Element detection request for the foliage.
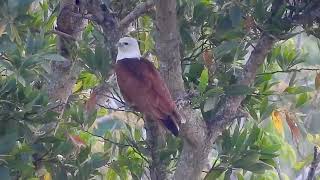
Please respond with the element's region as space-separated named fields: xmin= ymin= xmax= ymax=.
xmin=0 ymin=0 xmax=320 ymax=179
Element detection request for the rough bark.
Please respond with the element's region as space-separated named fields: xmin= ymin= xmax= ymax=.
xmin=154 ymin=0 xmax=210 ymax=179
xmin=154 ymin=0 xmax=184 ymax=99
xmin=145 ymin=117 xmax=167 ymax=180
xmin=47 ymin=0 xmax=87 ymax=114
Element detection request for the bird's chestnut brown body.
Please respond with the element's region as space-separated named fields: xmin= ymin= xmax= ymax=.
xmin=115 ymin=58 xmax=180 ymax=136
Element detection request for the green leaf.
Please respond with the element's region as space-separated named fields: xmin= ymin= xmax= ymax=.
xmin=244 ymin=161 xmax=273 ymax=174
xmin=260 ymin=103 xmax=275 ymax=121
xmin=284 ymin=86 xmax=313 ymax=94
xmin=247 ymin=105 xmax=258 ymax=120
xmin=193 ymin=1 xmax=210 ymax=25
xmin=224 ymin=84 xmax=254 ymax=96
xmin=213 ymin=40 xmax=239 ymax=60
xmin=295 ymin=93 xmax=309 ymax=108
xmin=233 ymin=152 xmax=260 ymax=168
xmin=259 ymin=97 xmax=268 ymax=116
xmin=254 ymin=0 xmax=266 ymax=22
xmin=224 ymin=169 xmax=232 ymax=180
xmin=245 ymin=125 xmax=261 ymax=146
xmin=79 ymin=71 xmax=99 ymax=90
xmin=42 ymin=54 xmax=68 ymax=62
xmin=204 ymin=169 xmax=226 ymax=180
xmin=261 ymin=143 xmax=281 ymax=154
xmin=180 ymin=21 xmax=194 ymax=50
xmin=236 ymin=172 xmax=244 ymax=180
xmin=9 ymin=24 xmax=22 ymax=45
xmin=204 ymin=87 xmax=224 ymax=97
xmin=234 ymin=128 xmax=248 ymax=153
xmin=90 ymin=152 xmax=108 ymax=169
xmin=0 ymin=59 xmax=14 ymax=71
xmin=199 ymin=68 xmax=209 ymax=94
xmin=106 ymin=168 xmax=119 ymax=180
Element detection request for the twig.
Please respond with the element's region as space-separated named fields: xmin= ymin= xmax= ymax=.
xmin=122 ymin=134 xmax=150 ymax=163
xmin=119 ymin=0 xmax=155 ymax=30
xmin=51 ymin=29 xmax=77 ymax=41
xmin=307 ymin=146 xmax=320 ymax=180
xmin=81 ymin=130 xmax=130 ymax=147
xmin=257 ymin=68 xmax=320 ymax=76
xmin=97 ymin=103 xmax=140 ymax=116
xmin=275 ymin=159 xmax=283 ymax=180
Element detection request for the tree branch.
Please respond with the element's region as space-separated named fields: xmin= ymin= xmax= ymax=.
xmin=119 ymin=0 xmax=155 ymax=31
xmin=257 ymin=68 xmax=320 ymax=75
xmin=48 ymin=0 xmax=87 ymax=114
xmin=81 ymin=130 xmax=130 ymax=147
xmin=307 ymin=146 xmax=320 ymax=180
xmin=210 ymin=34 xmax=274 ymax=128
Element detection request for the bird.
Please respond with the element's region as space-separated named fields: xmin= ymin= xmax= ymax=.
xmin=114 ymin=37 xmax=181 ymax=136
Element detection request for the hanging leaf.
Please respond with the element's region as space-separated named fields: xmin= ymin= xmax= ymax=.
xmin=204 ymin=168 xmax=226 ymax=180
xmin=202 ymin=49 xmax=214 ymax=68
xmin=43 ymin=171 xmax=52 ymax=180
xmin=284 ymin=86 xmax=313 ymax=94
xmin=271 ymin=110 xmax=284 ymax=135
xmin=295 ymin=93 xmax=309 ymax=108
xmin=68 ymin=134 xmax=86 ymax=148
xmin=284 ymin=111 xmax=301 ymax=143
xmin=85 ymin=90 xmax=97 ymax=114
xmin=199 ymin=68 xmax=209 ymax=94
xmin=315 ymin=72 xmax=320 ymax=90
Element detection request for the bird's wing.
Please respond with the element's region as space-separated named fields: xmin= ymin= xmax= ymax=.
xmin=115 ymin=58 xmax=176 ymax=119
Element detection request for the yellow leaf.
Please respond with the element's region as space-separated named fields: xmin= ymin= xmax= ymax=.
xmin=43 ymin=171 xmax=52 ymax=180
xmin=272 ymin=110 xmax=284 ymax=135
xmin=72 ymin=81 xmax=83 ymax=93
xmin=315 ymin=72 xmax=320 ymax=90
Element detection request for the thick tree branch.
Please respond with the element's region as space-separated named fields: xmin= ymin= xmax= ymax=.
xmin=119 ymin=0 xmax=155 ymax=31
xmin=210 ymin=34 xmax=274 ymax=129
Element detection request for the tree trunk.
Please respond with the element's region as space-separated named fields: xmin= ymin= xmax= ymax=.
xmin=154 ymin=0 xmax=210 ymax=179
xmin=47 ymin=0 xmax=87 ymax=115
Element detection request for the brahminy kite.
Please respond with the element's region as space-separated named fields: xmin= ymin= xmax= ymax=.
xmin=115 ymin=37 xmax=180 ymax=136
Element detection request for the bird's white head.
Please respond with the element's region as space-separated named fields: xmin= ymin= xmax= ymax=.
xmin=116 ymin=37 xmax=141 ymax=61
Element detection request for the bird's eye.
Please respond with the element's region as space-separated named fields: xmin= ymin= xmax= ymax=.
xmin=124 ymin=42 xmax=129 ymax=45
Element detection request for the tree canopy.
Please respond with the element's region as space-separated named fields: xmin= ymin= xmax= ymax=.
xmin=1 ymin=0 xmax=320 ymax=179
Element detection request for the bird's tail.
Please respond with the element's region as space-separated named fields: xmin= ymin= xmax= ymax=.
xmin=161 ymin=115 xmax=180 ymax=136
